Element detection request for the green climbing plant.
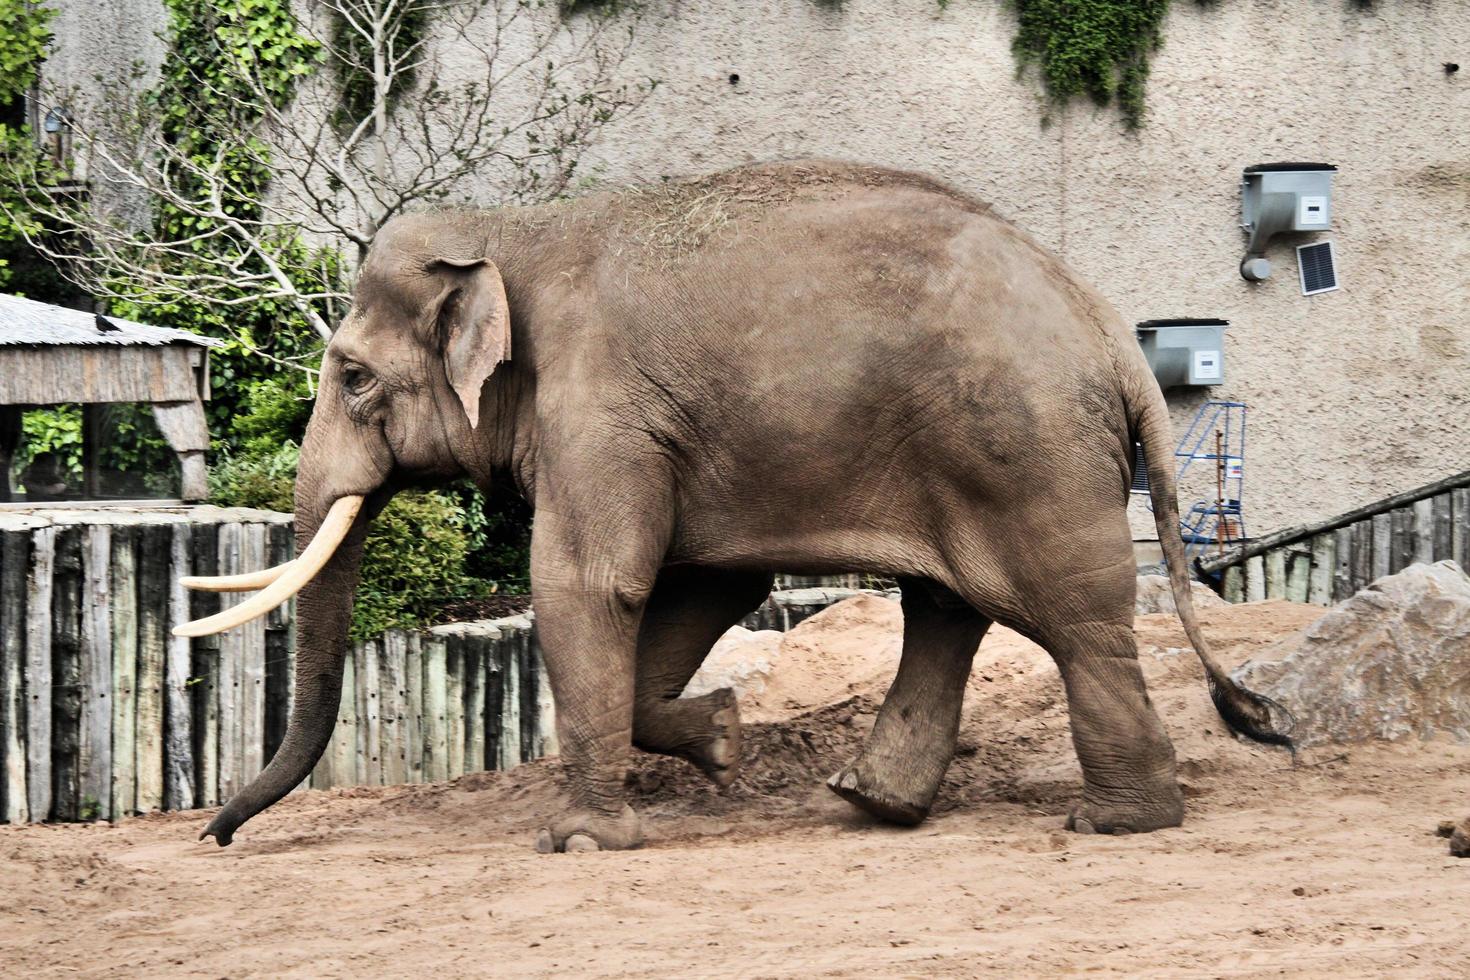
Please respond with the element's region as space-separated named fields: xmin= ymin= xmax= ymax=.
xmin=1007 ymin=0 xmax=1172 ymax=129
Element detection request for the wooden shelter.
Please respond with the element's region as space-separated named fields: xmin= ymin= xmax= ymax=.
xmin=0 ymin=293 xmax=221 ymax=502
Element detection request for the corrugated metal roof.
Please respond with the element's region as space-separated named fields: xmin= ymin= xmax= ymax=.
xmin=0 ymin=293 xmax=223 ymax=348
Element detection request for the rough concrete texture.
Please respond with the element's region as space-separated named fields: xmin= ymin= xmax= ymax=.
xmin=1133 ymin=573 xmax=1228 ymax=615
xmin=1236 ymin=561 xmax=1470 ymax=747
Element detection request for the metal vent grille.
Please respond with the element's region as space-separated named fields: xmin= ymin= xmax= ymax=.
xmin=1297 ymin=240 xmax=1339 ymax=296
xmin=1130 ymin=441 xmax=1149 ymax=494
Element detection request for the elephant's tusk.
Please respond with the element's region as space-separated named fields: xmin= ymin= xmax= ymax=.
xmin=171 ymin=496 xmax=363 ymax=638
xmin=180 ymin=561 xmax=297 ymax=593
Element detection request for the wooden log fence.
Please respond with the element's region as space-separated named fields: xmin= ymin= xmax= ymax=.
xmin=1198 ymin=469 xmax=1470 ymax=605
xmin=0 ymin=507 xmax=554 ymax=825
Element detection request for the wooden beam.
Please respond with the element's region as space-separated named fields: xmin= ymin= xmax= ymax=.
xmin=49 ymin=526 xmax=82 ymax=822
xmin=1197 ymin=467 xmax=1470 ymax=573
xmin=0 ymin=347 xmax=202 ymax=405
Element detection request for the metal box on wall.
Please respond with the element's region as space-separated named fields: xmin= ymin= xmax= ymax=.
xmin=1135 ymin=319 xmax=1227 ymax=388
xmin=1240 ymin=162 xmax=1337 ymax=280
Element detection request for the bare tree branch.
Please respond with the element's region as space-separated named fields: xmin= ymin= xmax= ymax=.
xmin=2 ymin=0 xmax=650 ymax=365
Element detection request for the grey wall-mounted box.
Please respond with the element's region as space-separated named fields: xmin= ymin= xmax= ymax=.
xmin=1136 ymin=319 xmax=1226 ymax=388
xmin=1240 ymin=162 xmax=1337 ymax=281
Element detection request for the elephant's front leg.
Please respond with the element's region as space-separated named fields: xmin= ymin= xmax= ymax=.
xmin=633 ymin=566 xmax=775 ymax=786
xmin=529 ymin=506 xmax=666 ymax=853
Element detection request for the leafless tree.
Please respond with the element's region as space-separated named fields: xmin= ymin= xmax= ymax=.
xmin=3 ymin=1 xmax=649 ymax=346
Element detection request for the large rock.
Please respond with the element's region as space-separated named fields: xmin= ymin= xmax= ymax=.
xmin=1134 ymin=574 xmax=1228 ymax=615
xmin=683 ymin=626 xmax=784 ymax=702
xmin=1234 ymin=561 xmax=1470 ymax=747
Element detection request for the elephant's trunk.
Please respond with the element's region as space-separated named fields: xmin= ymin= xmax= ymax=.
xmin=199 ymin=495 xmax=372 ymax=846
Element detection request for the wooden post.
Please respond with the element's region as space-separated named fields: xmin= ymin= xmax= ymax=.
xmin=25 ymin=526 xmax=56 ymax=822
xmin=1389 ymin=506 xmax=1414 ymax=574
xmin=1432 ymin=493 xmax=1454 ymax=563
xmin=150 ymin=401 xmax=211 ymax=502
xmin=1332 ymin=526 xmax=1354 ymax=602
xmin=1454 ymin=489 xmax=1470 ymax=570
xmin=1 ymin=528 xmax=31 ymax=823
xmin=463 ymin=633 xmax=485 ymax=774
xmin=1284 ymin=548 xmax=1310 ymax=603
xmin=1307 ymin=534 xmax=1334 ymax=605
xmin=379 ymin=631 xmax=408 ymax=786
xmin=189 ymin=522 xmax=220 ymax=808
xmin=1263 ymin=549 xmax=1288 ymax=600
xmin=164 ymin=524 xmax=195 ymax=811
xmin=215 ymin=523 xmax=242 ymax=801
xmin=49 ymin=525 xmax=83 ymax=822
xmin=500 ymin=632 xmax=521 ymax=769
xmin=358 ymin=638 xmax=382 ymax=785
xmin=1221 ymin=565 xmax=1244 ymax=603
xmin=263 ymin=523 xmax=293 ymax=766
xmin=1371 ymin=514 xmax=1393 ymax=581
xmin=239 ymin=523 xmax=267 ymax=786
xmin=423 ymin=637 xmax=448 ymax=783
xmin=1412 ymin=498 xmax=1435 ymax=565
xmin=79 ymin=525 xmax=113 ymax=821
xmin=1351 ymin=520 xmax=1374 ymax=593
xmin=518 ymin=630 xmax=537 ymax=763
xmin=445 ymin=635 xmax=465 ymax=779
xmin=534 ymin=633 xmax=556 ymax=760
xmin=484 ymin=632 xmax=504 ymax=770
xmin=1244 ymin=554 xmax=1266 ymax=603
xmin=109 ymin=526 xmax=138 ymax=817
xmin=31 ymin=534 xmax=71 ymax=826
xmin=134 ymin=523 xmax=170 ymax=813
xmin=405 ymin=633 xmax=424 ymax=784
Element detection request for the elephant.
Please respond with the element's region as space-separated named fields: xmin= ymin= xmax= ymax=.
xmin=175 ymin=159 xmax=1291 ymax=851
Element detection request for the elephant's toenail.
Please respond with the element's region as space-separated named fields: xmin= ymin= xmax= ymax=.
xmin=564 ymin=833 xmax=600 ymax=853
xmin=535 ymin=829 xmax=556 ymax=853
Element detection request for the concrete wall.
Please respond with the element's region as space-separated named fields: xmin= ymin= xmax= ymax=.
xmin=41 ymin=0 xmax=1470 ymax=538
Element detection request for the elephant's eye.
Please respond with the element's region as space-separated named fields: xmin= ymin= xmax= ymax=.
xmin=341 ymin=363 xmax=374 ymax=396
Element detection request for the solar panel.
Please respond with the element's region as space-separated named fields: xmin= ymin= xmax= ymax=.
xmin=1297 ymin=241 xmax=1339 ymax=296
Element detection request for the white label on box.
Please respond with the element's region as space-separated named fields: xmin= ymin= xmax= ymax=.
xmin=1299 ymin=195 xmax=1328 ymax=226
xmin=1193 ymin=350 xmax=1221 ymax=381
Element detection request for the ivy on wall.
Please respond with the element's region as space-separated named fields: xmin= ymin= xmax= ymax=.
xmin=1007 ymin=0 xmax=1172 ymax=129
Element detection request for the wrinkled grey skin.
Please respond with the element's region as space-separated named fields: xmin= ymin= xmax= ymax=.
xmin=202 ymin=161 xmax=1287 ymax=851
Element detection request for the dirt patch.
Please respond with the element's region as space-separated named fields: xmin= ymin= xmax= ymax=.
xmin=5 ymin=598 xmax=1470 ymax=977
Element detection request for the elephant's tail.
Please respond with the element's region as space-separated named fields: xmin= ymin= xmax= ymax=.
xmin=1130 ymin=376 xmax=1295 ymax=750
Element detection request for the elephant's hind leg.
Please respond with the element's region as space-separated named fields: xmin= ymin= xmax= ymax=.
xmin=1014 ymin=522 xmax=1184 ymax=835
xmin=829 ymin=577 xmax=990 ymax=825
xmin=633 ymin=565 xmax=775 ymax=786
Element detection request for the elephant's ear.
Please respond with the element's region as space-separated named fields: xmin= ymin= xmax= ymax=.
xmin=429 ymin=256 xmax=512 ymax=429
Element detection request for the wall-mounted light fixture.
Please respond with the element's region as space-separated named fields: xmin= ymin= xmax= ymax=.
xmin=1136 ymin=319 xmax=1227 ymax=389
xmin=1239 ymin=163 xmax=1336 ymax=282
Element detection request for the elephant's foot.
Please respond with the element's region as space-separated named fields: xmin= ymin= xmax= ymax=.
xmin=1065 ymin=785 xmax=1184 ymax=836
xmin=535 ymin=804 xmax=644 ymax=853
xmin=634 ymin=687 xmax=742 ymax=788
xmin=826 ymin=757 xmax=938 ymax=827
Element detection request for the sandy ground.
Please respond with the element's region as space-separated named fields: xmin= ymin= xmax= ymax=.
xmin=4 ymin=599 xmax=1469 ymax=978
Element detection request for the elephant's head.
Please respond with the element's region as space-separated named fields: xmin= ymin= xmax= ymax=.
xmin=174 ymin=217 xmax=514 ymax=845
